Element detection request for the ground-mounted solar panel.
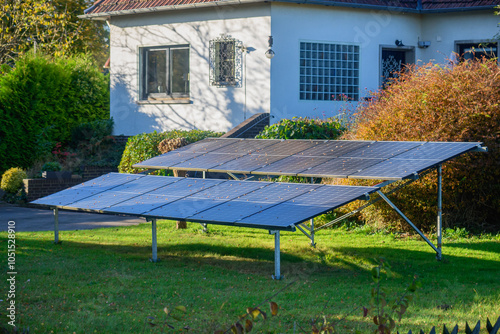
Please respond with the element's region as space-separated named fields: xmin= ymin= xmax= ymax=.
xmin=251 ymin=140 xmax=323 ymax=156
xmin=208 ymin=139 xmax=281 ymax=154
xmin=297 ymin=157 xmax=384 ymax=178
xmin=105 ymin=177 xmax=225 ymax=215
xmin=340 ymin=141 xmax=424 ymax=159
xmin=350 ymin=159 xmax=442 ymax=180
xmin=109 ymin=175 xmax=182 ymax=194
xmin=31 ymin=173 xmax=144 ymax=207
xmin=235 ymin=184 xmax=377 ymax=229
xmin=176 ymin=138 xmax=241 ymax=153
xmin=66 ymin=176 xmax=183 ymax=211
xmin=208 ymin=154 xmax=287 ymax=174
xmin=294 ymin=140 xmax=373 ymax=157
xmin=252 ymin=156 xmax=334 ymax=176
xmin=394 ymin=142 xmax=481 ymax=161
xmin=189 ymin=182 xmax=321 ymax=223
xmin=171 ymin=153 xmax=245 ymax=171
xmin=145 ymin=180 xmax=268 ymax=219
xmin=133 ymin=152 xmax=202 ymax=169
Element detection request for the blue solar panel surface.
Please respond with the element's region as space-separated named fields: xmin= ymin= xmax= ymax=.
xmin=135 ymin=139 xmax=482 ymax=180
xmin=32 ymin=173 xmax=378 ymax=231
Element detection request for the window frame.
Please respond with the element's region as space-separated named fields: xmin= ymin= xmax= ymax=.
xmin=455 ymin=40 xmax=498 ymax=62
xmin=139 ymin=44 xmax=190 ymax=102
xmin=299 ymin=41 xmax=360 ymax=102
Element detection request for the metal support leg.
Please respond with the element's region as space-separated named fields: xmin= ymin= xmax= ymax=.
xmin=151 ymin=219 xmax=158 ymax=262
xmin=377 ymin=191 xmax=439 ymax=254
xmin=310 ymin=219 xmax=315 ymax=247
xmin=203 ymin=171 xmax=206 ymax=179
xmin=270 ymin=230 xmax=283 ymax=280
xmin=53 ymin=208 xmax=60 ymax=244
xmin=436 ymin=165 xmax=443 ymax=261
xmin=200 ymin=223 xmax=208 ymax=233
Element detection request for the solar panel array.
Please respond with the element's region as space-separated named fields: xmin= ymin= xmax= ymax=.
xmin=134 ymin=139 xmax=482 ymax=180
xmin=32 ymin=173 xmax=378 ymax=231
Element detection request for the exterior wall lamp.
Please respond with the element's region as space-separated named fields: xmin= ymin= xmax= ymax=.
xmin=265 ymin=36 xmax=275 ymax=59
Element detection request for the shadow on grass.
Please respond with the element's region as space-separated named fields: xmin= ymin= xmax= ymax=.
xmin=10 ymin=232 xmax=500 ymax=282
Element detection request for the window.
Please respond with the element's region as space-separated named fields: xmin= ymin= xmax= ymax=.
xmin=457 ymin=42 xmax=498 ymax=61
xmin=140 ymin=45 xmax=189 ymax=101
xmin=209 ymin=35 xmax=242 ymax=87
xmin=300 ymin=42 xmax=360 ymax=101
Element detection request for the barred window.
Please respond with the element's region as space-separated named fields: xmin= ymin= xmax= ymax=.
xmin=140 ymin=45 xmax=190 ymax=100
xmin=210 ymin=35 xmax=242 ymax=87
xmin=300 ymin=42 xmax=360 ymax=101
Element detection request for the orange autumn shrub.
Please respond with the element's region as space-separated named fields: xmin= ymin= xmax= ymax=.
xmin=347 ymin=58 xmax=500 ymax=232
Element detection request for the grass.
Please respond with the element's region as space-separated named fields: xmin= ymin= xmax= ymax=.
xmin=1 ymin=221 xmax=499 ymax=333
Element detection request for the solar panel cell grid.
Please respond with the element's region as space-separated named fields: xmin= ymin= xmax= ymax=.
xmin=171 ymin=153 xmax=244 ymax=170
xmin=298 ymin=157 xmax=383 ymax=178
xmin=350 ymin=159 xmax=442 ymax=180
xmin=208 ymin=154 xmax=287 ymax=173
xmin=394 ymin=142 xmax=480 ymax=160
xmin=252 ymin=156 xmax=333 ymax=176
xmin=294 ymin=140 xmax=372 ymax=157
xmin=209 ymin=139 xmax=281 ymax=154
xmin=340 ymin=141 xmax=424 ymax=159
xmin=133 ymin=152 xmax=201 ymax=169
xmin=176 ymin=138 xmax=241 ymax=153
xmin=251 ymin=140 xmax=322 ymax=156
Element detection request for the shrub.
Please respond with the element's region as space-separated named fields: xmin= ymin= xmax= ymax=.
xmin=41 ymin=162 xmax=62 ymax=172
xmin=118 ymin=130 xmax=223 ymax=174
xmin=70 ymin=119 xmax=114 ymax=148
xmin=0 ymin=53 xmax=109 ymax=174
xmin=348 ymin=58 xmax=500 ymax=232
xmin=256 ymin=117 xmax=345 ymax=140
xmin=1 ymin=167 xmax=27 ymax=194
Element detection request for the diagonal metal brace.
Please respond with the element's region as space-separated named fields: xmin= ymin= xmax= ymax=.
xmin=376 ymin=190 xmax=439 ymax=254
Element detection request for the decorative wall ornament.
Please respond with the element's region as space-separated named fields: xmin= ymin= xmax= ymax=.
xmin=209 ymin=34 xmax=243 ymax=87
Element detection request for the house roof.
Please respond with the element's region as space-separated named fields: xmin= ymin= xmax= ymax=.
xmin=82 ymin=0 xmax=499 ymax=17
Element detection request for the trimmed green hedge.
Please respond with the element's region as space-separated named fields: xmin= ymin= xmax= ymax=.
xmin=256 ymin=117 xmax=345 ymax=140
xmin=118 ymin=130 xmax=223 ymax=174
xmin=0 ymin=53 xmax=109 ymax=174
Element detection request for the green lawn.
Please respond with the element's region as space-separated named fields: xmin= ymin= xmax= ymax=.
xmin=1 ymin=221 xmax=499 ymax=333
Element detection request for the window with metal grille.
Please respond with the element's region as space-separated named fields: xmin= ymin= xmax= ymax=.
xmin=140 ymin=45 xmax=190 ymax=100
xmin=300 ymin=42 xmax=360 ymax=101
xmin=210 ymin=35 xmax=242 ymax=87
xmin=457 ymin=41 xmax=498 ymax=61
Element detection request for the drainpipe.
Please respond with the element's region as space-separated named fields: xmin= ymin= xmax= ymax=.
xmin=417 ymin=0 xmax=422 ymax=11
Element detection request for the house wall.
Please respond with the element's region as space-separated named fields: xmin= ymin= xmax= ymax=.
xmin=109 ymin=4 xmax=271 ymax=135
xmin=269 ymin=4 xmax=499 ymax=123
xmin=420 ymin=10 xmax=499 ymax=64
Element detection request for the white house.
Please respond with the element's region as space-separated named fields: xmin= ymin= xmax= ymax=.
xmin=81 ymin=0 xmax=499 ymax=136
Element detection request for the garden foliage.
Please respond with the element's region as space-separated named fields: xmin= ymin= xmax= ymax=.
xmin=256 ymin=117 xmax=346 ymax=140
xmin=118 ymin=130 xmax=222 ymax=174
xmin=0 ymin=53 xmax=110 ymax=174
xmin=1 ymin=167 xmax=27 ymax=194
xmin=348 ymin=58 xmax=500 ymax=232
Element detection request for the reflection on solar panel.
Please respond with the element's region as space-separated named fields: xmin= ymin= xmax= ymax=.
xmin=252 ymin=156 xmax=333 ymax=176
xmin=134 ymin=152 xmax=201 ymax=169
xmin=33 ymin=173 xmax=378 ymax=231
xmin=299 ymin=157 xmax=383 ymax=178
xmin=208 ymin=154 xmax=287 ymax=174
xmin=294 ymin=140 xmax=372 ymax=157
xmin=135 ymin=139 xmax=482 ymax=180
xmin=340 ymin=141 xmax=424 ymax=159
